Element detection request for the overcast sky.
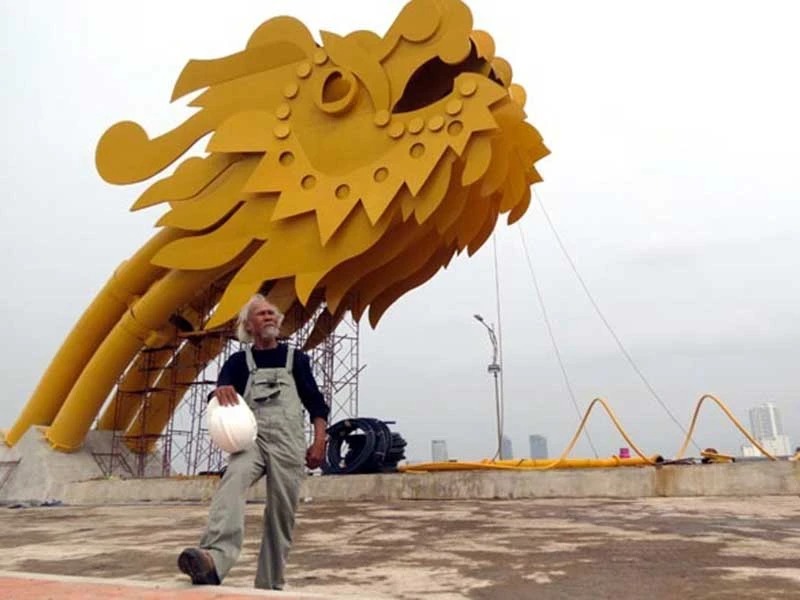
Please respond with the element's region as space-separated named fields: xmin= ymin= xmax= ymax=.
xmin=2 ymin=1 xmax=798 ymax=462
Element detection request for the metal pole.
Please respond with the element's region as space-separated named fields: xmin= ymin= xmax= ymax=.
xmin=474 ymin=314 xmax=503 ymax=459
xmin=491 ymin=367 xmax=501 ymax=458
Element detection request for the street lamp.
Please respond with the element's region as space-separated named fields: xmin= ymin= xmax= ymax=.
xmin=474 ymin=314 xmax=503 ymax=459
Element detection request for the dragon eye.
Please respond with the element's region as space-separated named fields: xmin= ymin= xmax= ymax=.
xmin=323 ymin=70 xmax=350 ymax=103
xmin=392 ymin=43 xmax=502 ymax=114
xmin=315 ymin=68 xmax=358 ymax=115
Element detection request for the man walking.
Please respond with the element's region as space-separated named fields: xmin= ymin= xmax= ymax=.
xmin=178 ymin=294 xmax=328 ymax=590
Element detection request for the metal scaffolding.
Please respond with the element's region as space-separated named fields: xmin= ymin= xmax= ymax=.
xmin=166 ymin=330 xmax=233 ymax=477
xmin=292 ymin=304 xmax=362 ymax=426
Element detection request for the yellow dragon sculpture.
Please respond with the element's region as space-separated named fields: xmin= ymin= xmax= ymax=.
xmin=6 ymin=0 xmax=548 ymax=452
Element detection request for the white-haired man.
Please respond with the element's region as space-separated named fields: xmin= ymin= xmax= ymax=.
xmin=178 ymin=294 xmax=328 ymax=590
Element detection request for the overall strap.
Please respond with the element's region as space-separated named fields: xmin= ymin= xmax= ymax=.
xmin=243 ymin=346 xmax=257 ymax=401
xmin=285 ymin=346 xmax=295 ymax=374
xmin=245 ymin=346 xmax=257 ymax=373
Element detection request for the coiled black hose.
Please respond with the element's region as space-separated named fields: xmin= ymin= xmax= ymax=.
xmin=323 ymin=418 xmax=407 ymax=475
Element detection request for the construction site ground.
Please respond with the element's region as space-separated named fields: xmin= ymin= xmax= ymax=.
xmin=0 ymin=496 xmax=798 ymax=599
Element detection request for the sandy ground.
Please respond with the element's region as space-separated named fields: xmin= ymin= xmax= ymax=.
xmin=0 ymin=497 xmax=798 ymax=599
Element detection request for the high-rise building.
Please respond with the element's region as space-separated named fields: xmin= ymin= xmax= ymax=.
xmin=500 ymin=434 xmax=513 ymax=460
xmin=431 ymin=439 xmax=448 ymax=462
xmin=749 ymin=403 xmax=783 ymax=439
xmin=529 ymin=434 xmax=548 ymax=459
xmin=741 ymin=402 xmax=792 ymax=457
xmin=741 ymin=437 xmax=793 ymax=457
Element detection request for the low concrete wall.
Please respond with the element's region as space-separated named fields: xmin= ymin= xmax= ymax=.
xmin=58 ymin=461 xmax=800 ymax=505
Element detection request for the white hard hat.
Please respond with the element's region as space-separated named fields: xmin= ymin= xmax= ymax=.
xmin=206 ymin=395 xmax=257 ymax=454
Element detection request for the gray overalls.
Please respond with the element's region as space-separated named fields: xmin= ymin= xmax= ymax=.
xmin=200 ymin=345 xmax=307 ymax=590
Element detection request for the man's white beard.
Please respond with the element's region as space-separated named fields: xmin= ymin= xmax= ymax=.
xmin=261 ymin=324 xmax=280 ymax=339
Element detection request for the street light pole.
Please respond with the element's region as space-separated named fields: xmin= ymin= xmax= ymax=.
xmin=474 ymin=314 xmax=503 ymax=459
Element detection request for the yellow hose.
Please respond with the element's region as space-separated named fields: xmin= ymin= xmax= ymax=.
xmin=401 ymin=393 xmax=776 ymax=472
xmin=675 ymin=393 xmax=775 ymax=460
xmin=400 ymin=456 xmax=660 ymax=473
xmin=401 ymin=397 xmax=658 ymax=472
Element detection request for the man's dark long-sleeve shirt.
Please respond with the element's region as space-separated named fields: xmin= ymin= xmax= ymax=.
xmin=217 ymin=344 xmax=329 ymax=423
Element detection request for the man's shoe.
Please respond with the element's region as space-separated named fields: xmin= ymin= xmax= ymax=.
xmin=177 ymin=547 xmax=221 ymax=585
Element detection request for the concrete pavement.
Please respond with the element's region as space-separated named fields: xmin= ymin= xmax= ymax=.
xmin=0 ymin=571 xmax=337 ymax=599
xmin=0 ymin=496 xmax=798 ymax=599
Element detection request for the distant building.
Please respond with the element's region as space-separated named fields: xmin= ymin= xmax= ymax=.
xmin=500 ymin=435 xmax=513 ymax=460
xmin=741 ymin=402 xmax=793 ymax=457
xmin=431 ymin=439 xmax=448 ymax=462
xmin=749 ymin=403 xmax=784 ymax=439
xmin=741 ymin=437 xmax=792 ymax=457
xmin=529 ymin=434 xmax=548 ymax=459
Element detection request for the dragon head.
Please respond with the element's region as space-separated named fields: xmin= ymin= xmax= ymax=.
xmin=95 ymin=0 xmax=548 ymax=341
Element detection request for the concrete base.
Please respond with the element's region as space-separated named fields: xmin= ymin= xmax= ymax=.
xmin=54 ymin=460 xmax=800 ymax=505
xmin=0 ymin=427 xmax=164 ymax=504
xmin=2 ymin=430 xmax=798 ymax=505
